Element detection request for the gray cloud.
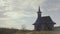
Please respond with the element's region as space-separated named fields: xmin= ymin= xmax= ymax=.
xmin=0 ymin=0 xmax=60 ymax=30
xmin=0 ymin=0 xmax=44 ymax=30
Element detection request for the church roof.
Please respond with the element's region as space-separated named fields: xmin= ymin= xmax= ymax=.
xmin=42 ymin=16 xmax=52 ymax=23
xmin=33 ymin=16 xmax=56 ymax=25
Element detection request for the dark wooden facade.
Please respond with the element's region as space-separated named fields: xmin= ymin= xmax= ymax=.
xmin=33 ymin=7 xmax=56 ymax=31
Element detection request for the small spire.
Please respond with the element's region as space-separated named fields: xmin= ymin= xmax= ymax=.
xmin=38 ymin=6 xmax=41 ymax=13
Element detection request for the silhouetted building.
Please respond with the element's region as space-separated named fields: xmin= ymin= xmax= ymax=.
xmin=33 ymin=7 xmax=56 ymax=31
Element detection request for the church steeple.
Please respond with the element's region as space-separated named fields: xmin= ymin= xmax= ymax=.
xmin=37 ymin=6 xmax=41 ymax=13
xmin=37 ymin=6 xmax=42 ymax=18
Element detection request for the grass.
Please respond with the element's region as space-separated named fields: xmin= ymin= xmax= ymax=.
xmin=13 ymin=31 xmax=60 ymax=34
xmin=0 ymin=28 xmax=60 ymax=34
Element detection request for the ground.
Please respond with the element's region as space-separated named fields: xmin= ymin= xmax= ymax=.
xmin=0 ymin=28 xmax=60 ymax=34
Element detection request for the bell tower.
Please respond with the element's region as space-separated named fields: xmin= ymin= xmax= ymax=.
xmin=33 ymin=6 xmax=42 ymax=31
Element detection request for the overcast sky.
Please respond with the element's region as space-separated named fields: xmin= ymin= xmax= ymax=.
xmin=0 ymin=0 xmax=60 ymax=30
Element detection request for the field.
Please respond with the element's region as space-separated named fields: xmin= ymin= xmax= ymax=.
xmin=0 ymin=28 xmax=60 ymax=34
xmin=13 ymin=31 xmax=60 ymax=34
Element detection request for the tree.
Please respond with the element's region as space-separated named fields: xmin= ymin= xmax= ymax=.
xmin=21 ymin=24 xmax=26 ymax=31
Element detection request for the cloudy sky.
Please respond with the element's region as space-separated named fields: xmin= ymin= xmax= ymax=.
xmin=0 ymin=0 xmax=60 ymax=30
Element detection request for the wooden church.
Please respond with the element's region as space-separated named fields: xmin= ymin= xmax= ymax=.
xmin=33 ymin=7 xmax=56 ymax=31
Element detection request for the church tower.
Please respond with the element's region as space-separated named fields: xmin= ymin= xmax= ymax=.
xmin=33 ymin=6 xmax=42 ymax=31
